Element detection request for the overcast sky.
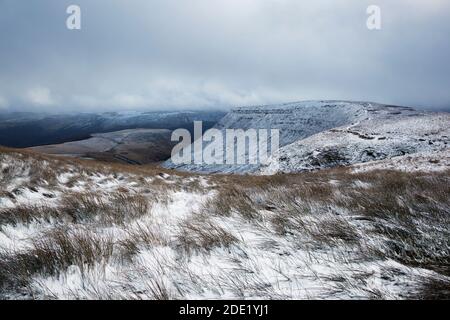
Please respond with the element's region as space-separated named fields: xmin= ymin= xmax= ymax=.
xmin=0 ymin=0 xmax=449 ymax=112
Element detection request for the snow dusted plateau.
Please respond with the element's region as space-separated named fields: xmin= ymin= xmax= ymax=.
xmin=0 ymin=100 xmax=449 ymax=300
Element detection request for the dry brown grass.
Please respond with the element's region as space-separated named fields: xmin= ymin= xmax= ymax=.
xmin=0 ymin=205 xmax=62 ymax=226
xmin=0 ymin=145 xmax=196 ymax=183
xmin=204 ymin=168 xmax=450 ymax=276
xmin=328 ymin=171 xmax=450 ymax=275
xmin=412 ymin=276 xmax=450 ymax=300
xmin=32 ymin=227 xmax=114 ymax=274
xmin=2 ymin=146 xmax=449 ymax=299
xmin=0 ymin=227 xmax=114 ymax=292
xmin=177 ymin=215 xmax=238 ymax=255
xmin=201 ymin=186 xmax=259 ymax=220
xmin=60 ymin=192 xmax=151 ymax=225
xmin=0 ymin=192 xmax=152 ymax=228
xmin=119 ymin=224 xmax=169 ymax=260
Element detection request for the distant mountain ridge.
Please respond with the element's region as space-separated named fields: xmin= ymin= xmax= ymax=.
xmin=0 ymin=110 xmax=226 ymax=148
xmin=163 ymin=101 xmax=449 ymax=174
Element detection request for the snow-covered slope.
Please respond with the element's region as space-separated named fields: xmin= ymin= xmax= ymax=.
xmin=1 ymin=147 xmax=449 ymax=300
xmin=164 ymin=100 xmax=443 ymax=174
xmin=215 ymin=101 xmax=417 ymax=145
xmin=351 ymin=148 xmax=450 ymax=173
xmin=261 ymin=113 xmax=450 ymax=174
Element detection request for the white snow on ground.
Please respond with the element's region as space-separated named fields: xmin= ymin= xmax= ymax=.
xmin=0 ymin=222 xmax=46 ymax=252
xmin=25 ymin=200 xmax=443 ymax=300
xmin=352 ymin=149 xmax=450 ymax=173
xmin=1 ymin=147 xmax=449 ymax=300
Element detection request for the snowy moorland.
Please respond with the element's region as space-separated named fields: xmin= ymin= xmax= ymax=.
xmin=1 ymin=147 xmax=449 ymax=299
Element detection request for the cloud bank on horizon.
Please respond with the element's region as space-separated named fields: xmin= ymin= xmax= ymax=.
xmin=0 ymin=0 xmax=449 ymax=112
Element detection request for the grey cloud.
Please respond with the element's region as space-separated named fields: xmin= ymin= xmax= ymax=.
xmin=0 ymin=0 xmax=449 ymax=112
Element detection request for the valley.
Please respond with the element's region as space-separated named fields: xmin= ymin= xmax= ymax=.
xmin=30 ymin=129 xmax=175 ymax=165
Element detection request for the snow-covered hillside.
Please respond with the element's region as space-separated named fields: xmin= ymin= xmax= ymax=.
xmin=1 ymin=147 xmax=449 ymax=300
xmin=164 ymin=101 xmax=443 ymax=174
xmin=351 ymin=149 xmax=450 ymax=173
xmin=216 ymin=101 xmax=417 ymax=145
xmin=261 ymin=113 xmax=450 ymax=174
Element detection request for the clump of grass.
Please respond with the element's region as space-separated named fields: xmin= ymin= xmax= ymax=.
xmin=145 ymin=278 xmax=172 ymax=300
xmin=0 ymin=227 xmax=114 ymax=292
xmin=31 ymin=227 xmax=114 ymax=275
xmin=202 ymin=186 xmax=259 ymax=220
xmin=28 ymin=160 xmax=59 ymax=187
xmin=60 ymin=193 xmax=108 ymax=222
xmin=270 ymin=207 xmax=360 ymax=249
xmin=310 ymin=217 xmax=360 ymax=246
xmin=107 ymin=193 xmax=151 ymax=224
xmin=64 ymin=174 xmax=82 ymax=188
xmin=119 ymin=224 xmax=168 ymax=260
xmin=0 ymin=252 xmax=41 ymax=292
xmin=60 ymin=192 xmax=151 ymax=225
xmin=270 ymin=212 xmax=291 ymax=236
xmin=0 ymin=205 xmax=61 ymax=227
xmin=412 ymin=276 xmax=450 ymax=300
xmin=177 ymin=215 xmax=238 ymax=255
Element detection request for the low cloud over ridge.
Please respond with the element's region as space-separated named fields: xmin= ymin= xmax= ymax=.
xmin=0 ymin=0 xmax=449 ymax=112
